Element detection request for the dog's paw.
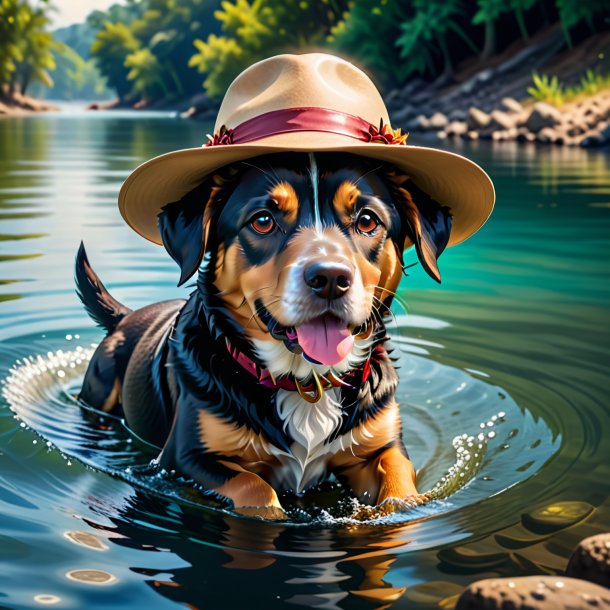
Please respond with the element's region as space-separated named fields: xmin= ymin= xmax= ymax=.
xmin=351 ymin=493 xmax=432 ymax=520
xmin=377 ymin=493 xmax=432 ymax=515
xmin=234 ymin=505 xmax=289 ymax=521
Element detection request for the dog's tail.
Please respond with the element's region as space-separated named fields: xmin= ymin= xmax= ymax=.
xmin=75 ymin=242 xmax=131 ymax=334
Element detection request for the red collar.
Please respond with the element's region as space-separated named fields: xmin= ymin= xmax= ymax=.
xmin=225 ymin=338 xmax=373 ymax=403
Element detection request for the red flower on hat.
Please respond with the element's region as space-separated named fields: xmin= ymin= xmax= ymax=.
xmin=205 ymin=125 xmax=234 ymax=147
xmin=365 ymin=119 xmax=409 ymax=145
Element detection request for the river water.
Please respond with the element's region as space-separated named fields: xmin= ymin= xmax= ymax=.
xmin=0 ymin=109 xmax=609 ymax=609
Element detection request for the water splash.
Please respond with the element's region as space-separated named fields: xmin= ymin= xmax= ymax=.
xmin=3 ymin=347 xmax=509 ymax=524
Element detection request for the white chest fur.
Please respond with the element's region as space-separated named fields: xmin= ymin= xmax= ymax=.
xmin=271 ymin=388 xmax=344 ymax=493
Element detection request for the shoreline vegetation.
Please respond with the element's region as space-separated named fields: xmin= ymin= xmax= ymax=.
xmin=0 ymin=0 xmax=608 ymax=141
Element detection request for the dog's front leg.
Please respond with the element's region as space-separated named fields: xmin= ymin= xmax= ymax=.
xmin=338 ymin=445 xmax=430 ymax=512
xmin=214 ymin=461 xmax=287 ymax=521
xmin=160 ymin=416 xmax=287 ymax=520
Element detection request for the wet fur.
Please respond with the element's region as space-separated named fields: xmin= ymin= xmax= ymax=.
xmin=76 ymin=152 xmax=452 ymax=518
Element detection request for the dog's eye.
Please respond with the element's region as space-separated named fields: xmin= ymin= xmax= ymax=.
xmin=356 ymin=211 xmax=381 ymax=235
xmin=250 ymin=213 xmax=276 ymax=235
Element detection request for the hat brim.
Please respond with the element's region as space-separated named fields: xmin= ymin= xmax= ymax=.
xmin=118 ymin=131 xmax=495 ymax=247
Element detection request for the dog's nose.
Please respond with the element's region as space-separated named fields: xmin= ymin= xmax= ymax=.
xmin=304 ymin=261 xmax=353 ymax=299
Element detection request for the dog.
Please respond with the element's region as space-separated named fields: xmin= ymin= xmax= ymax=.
xmin=76 ymin=151 xmax=451 ymax=519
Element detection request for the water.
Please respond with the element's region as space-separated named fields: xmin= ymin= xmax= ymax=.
xmin=0 ymin=109 xmax=609 ymax=609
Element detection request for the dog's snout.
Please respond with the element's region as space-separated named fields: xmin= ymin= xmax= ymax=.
xmin=304 ymin=261 xmax=353 ymax=299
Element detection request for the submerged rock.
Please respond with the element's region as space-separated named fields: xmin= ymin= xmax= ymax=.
xmin=455 ymin=576 xmax=610 ymax=610
xmin=522 ymin=501 xmax=595 ymax=534
xmin=566 ymin=533 xmax=610 ymax=589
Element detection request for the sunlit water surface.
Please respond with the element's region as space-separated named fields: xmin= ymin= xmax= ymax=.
xmin=0 ymin=109 xmax=608 ymax=609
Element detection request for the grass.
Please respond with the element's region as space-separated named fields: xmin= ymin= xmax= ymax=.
xmin=527 ymin=70 xmax=610 ymax=107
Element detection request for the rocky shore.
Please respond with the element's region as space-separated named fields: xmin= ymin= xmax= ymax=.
xmin=386 ymin=26 xmax=610 ymax=149
xmin=408 ymin=92 xmax=610 ymax=148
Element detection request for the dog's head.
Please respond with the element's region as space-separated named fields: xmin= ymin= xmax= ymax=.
xmin=159 ymin=153 xmax=451 ymax=372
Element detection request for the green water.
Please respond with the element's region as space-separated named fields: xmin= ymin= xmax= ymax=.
xmin=0 ymin=109 xmax=609 ymax=609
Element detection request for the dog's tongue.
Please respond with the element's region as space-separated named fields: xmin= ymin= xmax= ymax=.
xmin=295 ymin=315 xmax=354 ymax=366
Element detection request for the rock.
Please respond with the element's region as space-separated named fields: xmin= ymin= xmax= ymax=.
xmin=502 ymin=97 xmax=524 ymax=113
xmin=567 ymin=533 xmax=610 ymax=588
xmin=522 ymin=501 xmax=595 ymax=534
xmin=467 ymin=106 xmax=491 ymax=129
xmin=490 ymin=109 xmax=516 ymax=130
xmin=428 ymin=111 xmax=448 ymax=129
xmin=446 ymin=121 xmax=468 ymax=137
xmin=537 ymin=127 xmax=558 ymax=143
xmin=455 ymin=576 xmax=610 ymax=610
xmin=466 ymin=130 xmax=479 ymax=140
xmin=415 ymin=114 xmax=430 ymax=130
xmin=525 ymin=102 xmax=562 ymax=133
xmin=580 ymin=123 xmax=610 ymax=148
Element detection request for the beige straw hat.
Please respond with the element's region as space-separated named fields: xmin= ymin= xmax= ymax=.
xmin=119 ymin=52 xmax=494 ymax=246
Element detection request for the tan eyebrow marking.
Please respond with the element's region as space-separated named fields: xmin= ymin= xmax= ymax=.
xmin=269 ymin=181 xmax=298 ymax=224
xmin=333 ymin=180 xmax=360 ymax=219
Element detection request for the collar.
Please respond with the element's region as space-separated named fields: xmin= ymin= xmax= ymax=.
xmin=225 ymin=338 xmax=373 ymax=404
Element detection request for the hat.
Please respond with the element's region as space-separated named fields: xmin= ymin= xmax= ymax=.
xmin=119 ymin=53 xmax=494 ymax=246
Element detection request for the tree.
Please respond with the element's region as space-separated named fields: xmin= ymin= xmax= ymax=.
xmin=0 ymin=0 xmax=55 ymax=98
xmin=555 ymin=0 xmax=607 ymax=46
xmin=189 ymin=0 xmax=276 ymax=99
xmin=474 ymin=0 xmax=538 ymax=59
xmin=189 ymin=0 xmax=344 ymax=100
xmin=90 ymin=22 xmax=140 ymax=101
xmin=14 ymin=4 xmax=56 ymax=94
xmin=0 ymin=0 xmax=24 ymax=94
xmin=329 ymin=0 xmax=411 ymax=85
xmin=125 ymin=48 xmax=170 ymax=99
xmin=396 ymin=0 xmax=476 ymax=80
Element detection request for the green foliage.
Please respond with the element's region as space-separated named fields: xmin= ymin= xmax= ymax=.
xmin=396 ymin=0 xmax=476 ymax=78
xmin=31 ymin=42 xmax=111 ymax=100
xmin=527 ymin=70 xmax=610 ymax=106
xmin=0 ymin=0 xmax=55 ymax=96
xmin=90 ymin=22 xmax=140 ymax=100
xmin=555 ymin=0 xmax=607 ymax=45
xmin=125 ymin=48 xmax=169 ymax=98
xmin=189 ymin=0 xmax=344 ymax=99
xmin=3 ymin=0 xmax=606 ymax=107
xmin=329 ymin=0 xmax=410 ymax=83
xmin=527 ymin=72 xmax=563 ymax=105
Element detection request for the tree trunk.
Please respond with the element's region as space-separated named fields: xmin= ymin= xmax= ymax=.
xmin=515 ymin=7 xmax=529 ymax=40
xmin=438 ymin=35 xmax=453 ymax=79
xmin=481 ymin=19 xmax=496 ymax=59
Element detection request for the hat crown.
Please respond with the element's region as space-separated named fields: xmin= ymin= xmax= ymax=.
xmin=215 ymin=53 xmax=391 ymax=132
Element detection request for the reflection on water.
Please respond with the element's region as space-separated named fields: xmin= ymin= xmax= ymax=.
xmin=0 ymin=110 xmax=609 ymax=609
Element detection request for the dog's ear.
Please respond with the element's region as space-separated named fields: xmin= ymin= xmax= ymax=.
xmin=158 ymin=169 xmax=238 ymax=286
xmin=388 ymin=174 xmax=452 ymax=283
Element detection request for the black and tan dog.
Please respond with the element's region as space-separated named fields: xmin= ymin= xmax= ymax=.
xmin=76 ymin=152 xmax=451 ymax=519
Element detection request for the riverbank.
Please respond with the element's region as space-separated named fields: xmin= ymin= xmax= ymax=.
xmin=385 ymin=25 xmax=610 ymax=149
xmin=0 ymin=92 xmax=59 ymax=117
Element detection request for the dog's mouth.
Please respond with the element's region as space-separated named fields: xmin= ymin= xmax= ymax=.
xmin=255 ymin=300 xmax=371 ymax=366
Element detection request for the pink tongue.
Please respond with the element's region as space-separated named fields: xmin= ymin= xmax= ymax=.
xmin=295 ymin=316 xmax=354 ymax=366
